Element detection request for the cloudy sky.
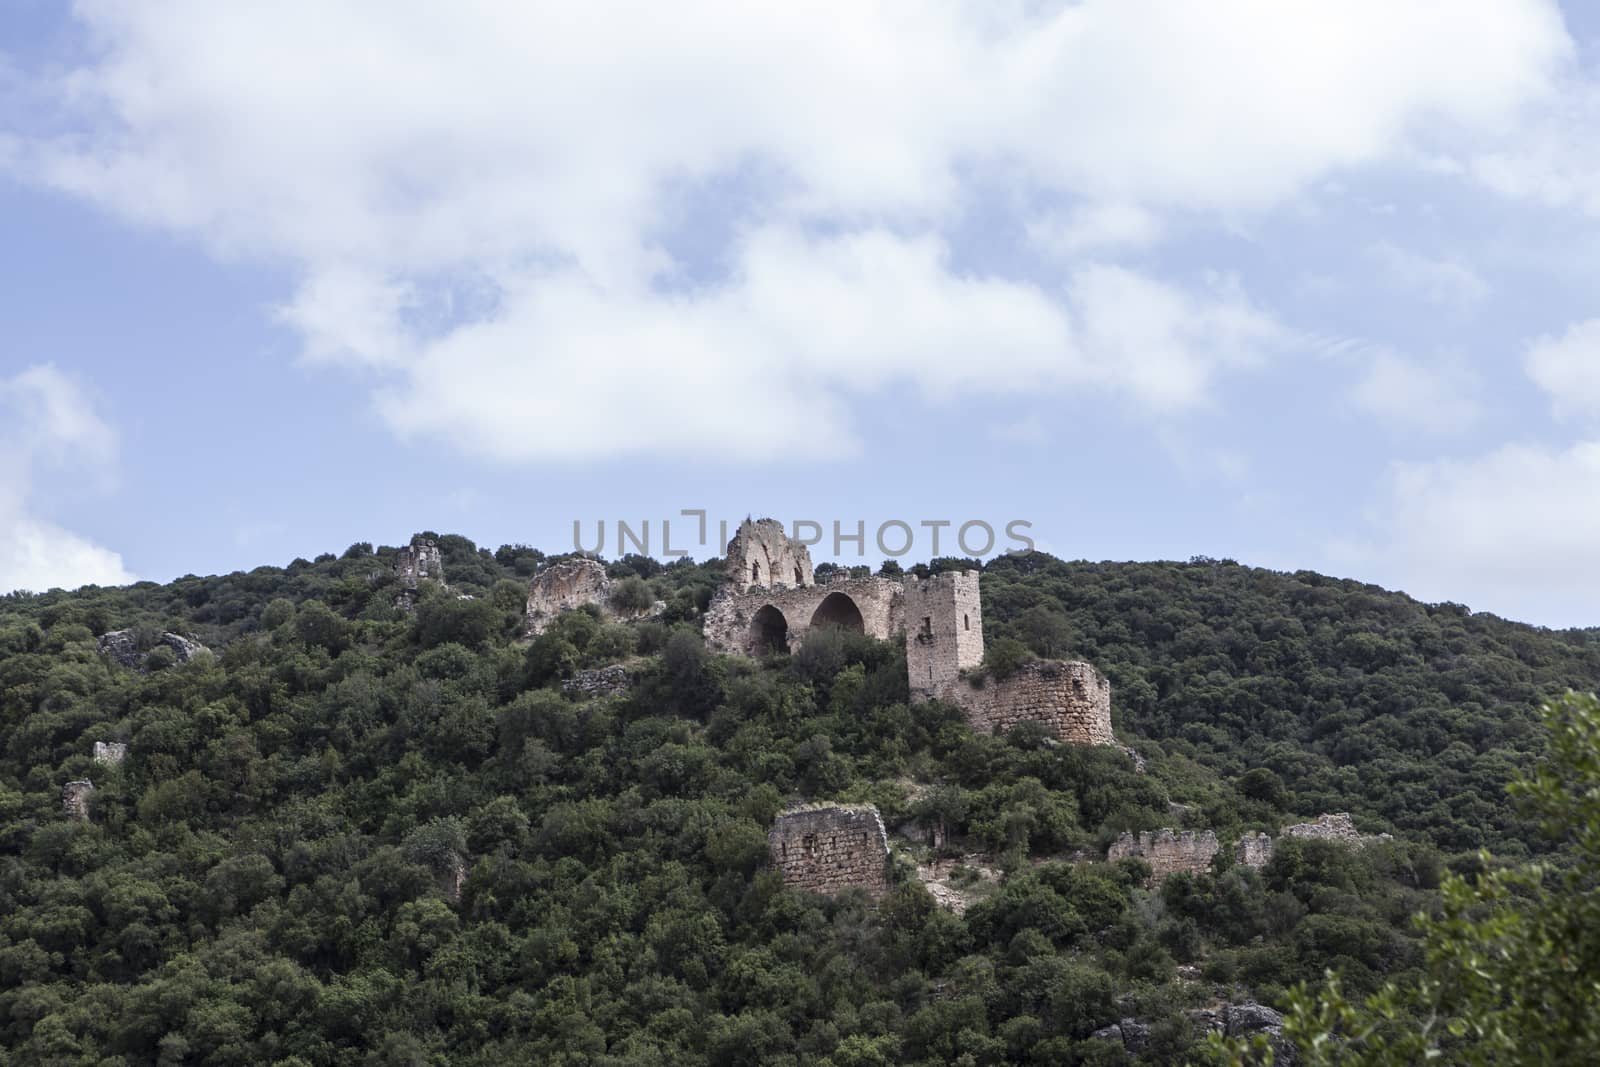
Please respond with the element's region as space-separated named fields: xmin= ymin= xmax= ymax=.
xmin=4 ymin=1 xmax=1600 ymax=626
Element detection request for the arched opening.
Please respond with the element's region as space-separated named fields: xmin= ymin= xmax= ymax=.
xmin=793 ymin=565 xmax=803 ymax=585
xmin=751 ymin=561 xmax=761 ymax=584
xmin=810 ymin=591 xmax=865 ymax=633
xmin=750 ymin=604 xmax=789 ymax=654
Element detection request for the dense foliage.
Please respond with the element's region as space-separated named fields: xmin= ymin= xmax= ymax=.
xmin=1 ymin=541 xmax=1594 ymax=1064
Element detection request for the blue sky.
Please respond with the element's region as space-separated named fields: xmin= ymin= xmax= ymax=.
xmin=4 ymin=2 xmax=1600 ymax=627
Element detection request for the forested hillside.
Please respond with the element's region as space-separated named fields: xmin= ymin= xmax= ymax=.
xmin=1 ymin=539 xmax=1593 ymax=1065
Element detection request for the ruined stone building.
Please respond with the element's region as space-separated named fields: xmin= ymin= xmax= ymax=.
xmin=394 ymin=535 xmax=446 ymax=610
xmin=1108 ymin=829 xmax=1220 ymax=883
xmin=768 ymin=804 xmax=890 ymax=899
xmin=525 ymin=557 xmax=613 ymax=635
xmin=62 ymin=780 xmax=94 ymax=821
xmin=706 ymin=519 xmax=1116 ymax=748
xmin=93 ymin=741 xmax=127 ymax=767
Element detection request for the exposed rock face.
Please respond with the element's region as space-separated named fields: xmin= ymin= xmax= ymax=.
xmin=950 ymin=660 xmax=1115 ymax=745
xmin=913 ymin=855 xmax=1002 ymax=915
xmin=93 ymin=741 xmax=128 ymax=766
xmin=1108 ymin=828 xmax=1220 ymax=883
xmin=768 ymin=805 xmax=890 ymax=899
xmin=725 ymin=518 xmax=814 ymax=590
xmin=561 ymin=665 xmax=632 ymax=698
xmin=1282 ymin=812 xmax=1391 ymax=845
xmin=62 ymin=780 xmax=94 ymax=820
xmin=97 ymin=630 xmax=209 ymax=671
xmin=1236 ymin=831 xmax=1275 ymax=868
xmin=1226 ymin=1002 xmax=1295 ymax=1064
xmin=525 ymin=558 xmax=612 ymax=635
xmin=436 ymin=852 xmax=467 ymax=903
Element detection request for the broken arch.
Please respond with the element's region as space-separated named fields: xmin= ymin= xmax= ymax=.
xmin=809 ymin=591 xmax=865 ymax=633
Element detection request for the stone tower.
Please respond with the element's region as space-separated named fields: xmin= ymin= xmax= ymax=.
xmin=903 ymin=570 xmax=984 ymax=702
xmin=725 ymin=518 xmax=814 ymax=590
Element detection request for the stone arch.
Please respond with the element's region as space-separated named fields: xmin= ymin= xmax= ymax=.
xmin=810 ymin=591 xmax=865 ymax=633
xmin=750 ymin=604 xmax=789 ymax=654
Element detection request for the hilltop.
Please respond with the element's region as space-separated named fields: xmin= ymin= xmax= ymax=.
xmin=1 ymin=535 xmax=1594 ymax=1064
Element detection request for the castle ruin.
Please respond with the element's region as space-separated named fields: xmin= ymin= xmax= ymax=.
xmin=394 ymin=535 xmax=445 ymax=610
xmin=62 ymin=780 xmax=94 ymax=821
xmin=1108 ymin=828 xmax=1220 ymax=883
xmin=706 ymin=519 xmax=1116 ymax=748
xmin=768 ymin=804 xmax=891 ymax=899
xmin=525 ymin=558 xmax=613 ymax=635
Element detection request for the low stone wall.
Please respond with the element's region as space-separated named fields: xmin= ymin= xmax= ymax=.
xmin=768 ymin=804 xmax=890 ymax=899
xmin=945 ymin=659 xmax=1114 ymax=745
xmin=1108 ymin=828 xmax=1219 ymax=882
xmin=562 ymin=665 xmax=632 ymax=698
xmin=1282 ymin=812 xmax=1391 ymax=845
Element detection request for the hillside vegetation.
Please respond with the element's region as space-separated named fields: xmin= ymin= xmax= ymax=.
xmin=1 ymin=539 xmax=1594 ymax=1065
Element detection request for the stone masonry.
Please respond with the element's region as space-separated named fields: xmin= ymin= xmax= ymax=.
xmin=561 ymin=665 xmax=633 ymax=698
xmin=945 ymin=660 xmax=1115 ymax=745
xmin=93 ymin=741 xmax=128 ymax=767
xmin=1281 ymin=812 xmax=1391 ymax=845
xmin=62 ymin=780 xmax=94 ymax=821
xmin=904 ymin=571 xmax=984 ymax=701
xmin=768 ymin=804 xmax=890 ymax=899
xmin=725 ymin=518 xmax=814 ymax=590
xmin=1235 ymin=831 xmax=1275 ymax=868
xmin=525 ymin=558 xmax=613 ymax=635
xmin=395 ymin=535 xmax=445 ymax=588
xmin=704 ymin=574 xmax=904 ymax=656
xmin=1108 ymin=828 xmax=1220 ymax=883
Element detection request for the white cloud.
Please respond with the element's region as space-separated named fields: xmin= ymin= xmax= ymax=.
xmin=1473 ymin=81 xmax=1600 ymax=216
xmin=1027 ymin=203 xmax=1163 ymax=256
xmin=1370 ymin=242 xmax=1490 ymax=306
xmin=1359 ymin=440 xmax=1600 ymax=626
xmin=1 ymin=1 xmax=1573 ymax=461
xmin=1525 ymin=318 xmax=1600 ymax=418
xmin=0 ymin=366 xmax=135 ymax=593
xmin=1349 ymin=350 xmax=1481 ymax=433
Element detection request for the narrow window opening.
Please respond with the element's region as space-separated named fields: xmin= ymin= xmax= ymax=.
xmin=751 ymin=562 xmax=760 ymax=583
xmin=921 ymin=615 xmax=933 ymax=637
xmin=801 ymin=833 xmax=816 ymax=858
xmin=963 ymin=614 xmax=970 ymax=631
xmin=794 ymin=566 xmax=803 ymax=584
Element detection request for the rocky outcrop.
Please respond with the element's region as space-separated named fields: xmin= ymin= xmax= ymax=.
xmin=1235 ymin=831 xmax=1274 ymax=868
xmin=769 ymin=804 xmax=890 ymax=900
xmin=561 ymin=665 xmax=632 ymax=698
xmin=1091 ymin=1019 xmax=1151 ymax=1055
xmin=1226 ymin=1002 xmax=1295 ymax=1064
xmin=435 ymin=852 xmax=467 ymax=903
xmin=525 ymin=558 xmax=612 ymax=635
xmin=93 ymin=741 xmax=128 ymax=767
xmin=97 ymin=630 xmax=209 ymax=671
xmin=62 ymin=780 xmax=94 ymax=820
xmin=1108 ymin=828 xmax=1220 ymax=883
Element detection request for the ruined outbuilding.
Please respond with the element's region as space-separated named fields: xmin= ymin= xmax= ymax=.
xmin=768 ymin=804 xmax=891 ymax=899
xmin=1235 ymin=831 xmax=1275 ymax=868
xmin=1281 ymin=812 xmax=1391 ymax=845
xmin=1108 ymin=828 xmax=1220 ymax=883
xmin=707 ymin=520 xmax=1119 ymax=749
xmin=525 ymin=558 xmax=612 ymax=635
xmin=62 ymin=780 xmax=94 ymax=821
xmin=93 ymin=741 xmax=128 ymax=767
xmin=394 ymin=535 xmax=445 ymax=609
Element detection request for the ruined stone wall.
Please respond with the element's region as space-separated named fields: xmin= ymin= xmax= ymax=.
xmin=93 ymin=741 xmax=127 ymax=767
xmin=1235 ymin=832 xmax=1274 ymax=868
xmin=561 ymin=665 xmax=632 ymax=698
xmin=395 ymin=535 xmax=445 ymax=588
xmin=525 ymin=558 xmax=612 ymax=635
xmin=704 ymin=576 xmax=903 ymax=656
xmin=1108 ymin=828 xmax=1219 ymax=882
xmin=943 ymin=659 xmax=1114 ymax=745
xmin=768 ymin=804 xmax=890 ymax=899
xmin=1282 ymin=812 xmax=1391 ymax=845
xmin=724 ymin=518 xmax=814 ymax=590
xmin=904 ymin=571 xmax=984 ymax=701
xmin=62 ymin=780 xmax=94 ymax=821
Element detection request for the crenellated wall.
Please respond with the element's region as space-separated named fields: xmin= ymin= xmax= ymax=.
xmin=768 ymin=804 xmax=890 ymax=899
